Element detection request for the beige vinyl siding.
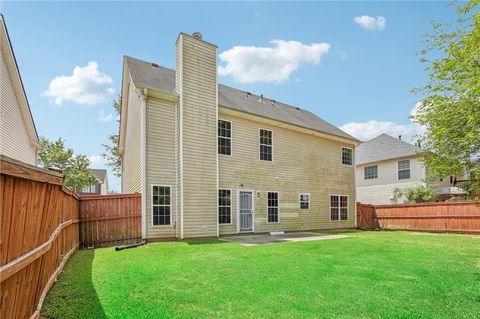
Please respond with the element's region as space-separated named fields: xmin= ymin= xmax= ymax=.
xmin=176 ymin=34 xmax=218 ymax=238
xmin=356 ymin=156 xmax=426 ymax=204
xmin=121 ymin=78 xmax=142 ymax=193
xmin=0 ymin=44 xmax=36 ymax=165
xmin=218 ymin=110 xmax=356 ymax=235
xmin=145 ymin=97 xmax=177 ymax=239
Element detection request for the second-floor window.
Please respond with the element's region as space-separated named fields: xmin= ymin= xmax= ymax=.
xmin=398 ymin=160 xmax=411 ymax=179
xmin=342 ymin=147 xmax=353 ymax=166
xmin=218 ymin=120 xmax=231 ymax=155
xmin=364 ymin=165 xmax=378 ymax=180
xmin=259 ymin=129 xmax=272 ymax=161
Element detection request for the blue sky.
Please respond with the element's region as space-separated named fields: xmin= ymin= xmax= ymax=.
xmin=1 ymin=1 xmax=461 ymax=192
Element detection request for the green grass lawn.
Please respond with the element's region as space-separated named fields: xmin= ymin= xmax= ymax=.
xmin=42 ymin=231 xmax=480 ymax=319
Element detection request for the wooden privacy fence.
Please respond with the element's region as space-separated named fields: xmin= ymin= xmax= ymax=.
xmin=357 ymin=201 xmax=480 ymax=234
xmin=0 ymin=155 xmax=142 ymax=319
xmin=79 ymin=193 xmax=141 ymax=248
xmin=0 ymin=156 xmax=79 ymax=319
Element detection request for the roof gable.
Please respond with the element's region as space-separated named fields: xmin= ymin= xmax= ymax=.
xmin=0 ymin=14 xmax=39 ymax=145
xmin=123 ymin=55 xmax=357 ymax=142
xmin=356 ymin=134 xmax=421 ymax=165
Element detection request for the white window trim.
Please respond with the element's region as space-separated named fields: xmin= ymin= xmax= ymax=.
xmin=299 ymin=193 xmax=310 ymax=210
xmin=266 ymin=191 xmax=280 ymax=224
xmin=397 ymin=159 xmax=411 ymax=180
xmin=151 ymin=184 xmax=172 ymax=227
xmin=341 ymin=147 xmax=353 ymax=166
xmin=364 ymin=165 xmax=378 ymax=180
xmin=218 ymin=119 xmax=232 ymax=156
xmin=218 ymin=188 xmax=233 ymax=225
xmin=329 ymin=194 xmax=349 ymax=221
xmin=258 ymin=128 xmax=273 ymax=162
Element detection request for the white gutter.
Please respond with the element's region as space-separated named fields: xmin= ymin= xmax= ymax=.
xmin=139 ymin=88 xmax=148 ymax=240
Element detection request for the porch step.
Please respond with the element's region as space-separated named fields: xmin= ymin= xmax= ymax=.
xmin=270 ymin=231 xmax=285 ymax=236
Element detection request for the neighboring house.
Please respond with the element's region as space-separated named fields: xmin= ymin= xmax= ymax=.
xmin=0 ymin=14 xmax=39 ymax=165
xmin=119 ymin=32 xmax=359 ymax=240
xmin=355 ymin=134 xmax=460 ymax=204
xmin=76 ymin=169 xmax=109 ymax=195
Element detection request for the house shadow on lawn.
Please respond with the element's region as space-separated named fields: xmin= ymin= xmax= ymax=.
xmin=42 ymin=249 xmax=107 ymax=319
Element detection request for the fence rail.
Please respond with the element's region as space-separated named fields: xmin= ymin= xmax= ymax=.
xmin=79 ymin=193 xmax=141 ymax=248
xmin=357 ymin=201 xmax=480 ymax=233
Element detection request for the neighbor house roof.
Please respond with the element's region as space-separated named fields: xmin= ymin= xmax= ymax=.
xmin=0 ymin=14 xmax=39 ymax=145
xmin=356 ymin=134 xmax=421 ymax=165
xmin=90 ymin=168 xmax=107 ymax=183
xmin=123 ymin=56 xmax=357 ymax=142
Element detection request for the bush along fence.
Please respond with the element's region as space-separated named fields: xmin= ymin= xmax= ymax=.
xmin=0 ymin=155 xmax=141 ymax=319
xmin=357 ymin=201 xmax=480 ymax=234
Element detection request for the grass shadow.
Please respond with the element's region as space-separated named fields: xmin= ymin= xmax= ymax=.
xmin=183 ymin=238 xmax=229 ymax=245
xmin=41 ymin=249 xmax=107 ymax=319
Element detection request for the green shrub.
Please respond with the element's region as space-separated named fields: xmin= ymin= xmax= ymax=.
xmin=393 ymin=185 xmax=437 ymax=203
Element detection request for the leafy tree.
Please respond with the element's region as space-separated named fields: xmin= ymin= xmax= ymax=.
xmin=412 ymin=0 xmax=480 ymax=194
xmin=393 ymin=185 xmax=437 ymax=203
xmin=102 ymin=97 xmax=122 ymax=177
xmin=38 ymin=137 xmax=97 ymax=189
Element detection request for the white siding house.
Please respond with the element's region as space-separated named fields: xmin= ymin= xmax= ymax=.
xmin=355 ymin=134 xmax=458 ymax=204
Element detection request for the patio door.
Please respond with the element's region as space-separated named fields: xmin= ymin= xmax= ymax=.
xmin=239 ymin=191 xmax=253 ymax=232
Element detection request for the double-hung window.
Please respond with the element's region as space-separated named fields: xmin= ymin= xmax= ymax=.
xmin=267 ymin=192 xmax=279 ymax=223
xmin=330 ymin=195 xmax=348 ymax=221
xmin=299 ymin=193 xmax=310 ymax=210
xmin=342 ymin=147 xmax=353 ymax=166
xmin=152 ymin=185 xmax=171 ymax=225
xmin=218 ymin=189 xmax=231 ymax=224
xmin=259 ymin=129 xmax=272 ymax=161
xmin=364 ymin=165 xmax=378 ymax=180
xmin=398 ymin=160 xmax=411 ymax=179
xmin=218 ymin=120 xmax=231 ymax=155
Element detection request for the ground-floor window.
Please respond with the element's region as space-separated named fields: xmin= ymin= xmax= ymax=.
xmin=330 ymin=195 xmax=348 ymax=221
xmin=152 ymin=185 xmax=171 ymax=225
xmin=218 ymin=189 xmax=231 ymax=224
xmin=299 ymin=193 xmax=310 ymax=210
xmin=267 ymin=192 xmax=279 ymax=223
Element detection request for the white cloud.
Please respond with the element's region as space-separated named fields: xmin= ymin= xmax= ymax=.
xmin=88 ymin=155 xmax=105 ymax=165
xmin=43 ymin=61 xmax=114 ymax=106
xmin=97 ymin=110 xmax=113 ymax=123
xmin=339 ymin=104 xmax=425 ymax=142
xmin=354 ymin=15 xmax=386 ymax=31
xmin=218 ymin=40 xmax=330 ymax=84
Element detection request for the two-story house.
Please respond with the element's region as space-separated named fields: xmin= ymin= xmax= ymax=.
xmin=119 ymin=32 xmax=359 ymax=240
xmin=0 ymin=14 xmax=39 ymax=165
xmin=355 ymin=134 xmax=462 ymax=204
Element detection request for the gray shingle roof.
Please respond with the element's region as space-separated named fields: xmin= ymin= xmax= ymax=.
xmin=89 ymin=168 xmax=107 ymax=183
xmin=355 ymin=134 xmax=421 ymax=165
xmin=124 ymin=56 xmax=357 ymax=142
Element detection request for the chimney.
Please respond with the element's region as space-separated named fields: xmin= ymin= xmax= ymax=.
xmin=398 ymin=135 xmax=402 ymax=141
xmin=175 ymin=32 xmax=218 ymax=239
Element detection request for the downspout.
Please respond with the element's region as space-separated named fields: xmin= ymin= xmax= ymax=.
xmin=140 ymin=88 xmax=148 ymax=240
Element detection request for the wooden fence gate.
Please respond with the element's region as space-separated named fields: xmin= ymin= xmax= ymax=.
xmin=356 ymin=203 xmax=379 ymax=230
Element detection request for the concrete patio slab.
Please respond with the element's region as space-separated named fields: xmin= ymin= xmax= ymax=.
xmin=220 ymin=232 xmax=349 ymax=246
